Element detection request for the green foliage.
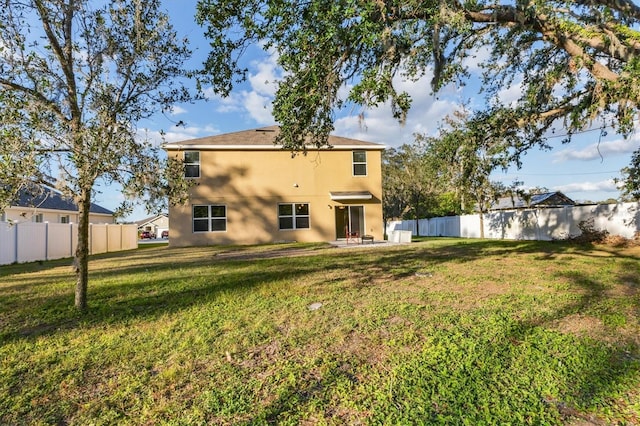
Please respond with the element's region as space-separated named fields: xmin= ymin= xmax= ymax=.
xmin=618 ymin=148 xmax=640 ymax=200
xmin=383 ymin=143 xmax=438 ymax=222
xmin=568 ymin=218 xmax=611 ymax=243
xmin=426 ymin=108 xmax=520 ymax=215
xmin=431 ymin=192 xmax=467 ymax=216
xmin=197 ymin=0 xmax=640 ymax=187
xmin=0 ymin=0 xmax=195 ymax=309
xmin=382 ymin=121 xmax=515 ymax=223
xmin=0 ymin=1 xmax=193 ymax=211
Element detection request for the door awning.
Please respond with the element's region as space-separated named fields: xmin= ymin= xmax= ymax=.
xmin=329 ymin=191 xmax=373 ymax=201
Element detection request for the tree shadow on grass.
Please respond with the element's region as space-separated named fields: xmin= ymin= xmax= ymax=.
xmin=286 ymin=240 xmax=639 ymax=423
xmin=1 ymin=239 xmax=639 ymax=423
xmin=0 ymin=246 xmax=336 ymax=344
xmin=203 ymin=241 xmax=640 ymax=424
xmin=2 ymin=238 xmax=638 ymax=342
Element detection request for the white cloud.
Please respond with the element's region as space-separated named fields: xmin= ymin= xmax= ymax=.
xmin=496 ymin=80 xmax=523 ymax=107
xmin=203 ymin=90 xmax=244 ymax=114
xmin=248 ymin=53 xmax=283 ymax=97
xmin=162 ymin=125 xmax=219 ymax=143
xmin=242 ymin=91 xmax=276 ymax=125
xmin=169 ymin=105 xmax=188 ymax=116
xmin=552 ymin=134 xmax=640 ymax=162
xmin=201 ymin=124 xmax=220 ymax=134
xmin=334 ymin=72 xmax=463 ymax=148
xmin=462 ymin=44 xmax=493 ymax=73
xmin=200 ymin=51 xmax=282 ymax=124
xmin=138 ymin=124 xmax=221 ymax=146
xmin=200 ymin=53 xmax=469 ymax=145
xmin=554 ymin=179 xmax=619 ymax=193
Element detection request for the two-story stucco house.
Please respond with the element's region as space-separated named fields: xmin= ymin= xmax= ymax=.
xmin=163 ymin=126 xmax=384 ymax=246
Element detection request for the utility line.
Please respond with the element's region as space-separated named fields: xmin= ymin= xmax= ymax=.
xmin=499 ymin=170 xmax=620 ymax=176
xmin=545 ymin=121 xmax=639 ymax=140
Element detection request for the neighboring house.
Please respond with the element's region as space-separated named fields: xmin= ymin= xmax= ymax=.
xmin=1 ymin=186 xmax=114 ymax=224
xmin=163 ymin=126 xmax=384 ymax=246
xmin=490 ymin=191 xmax=575 ymax=211
xmin=135 ymin=213 xmax=169 ymax=237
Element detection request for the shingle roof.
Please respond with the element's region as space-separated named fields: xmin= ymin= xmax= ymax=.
xmin=134 ymin=213 xmax=168 ymax=227
xmin=163 ymin=126 xmax=385 ymax=150
xmin=12 ymin=187 xmax=114 ymax=215
xmin=491 ymin=191 xmax=575 ymax=210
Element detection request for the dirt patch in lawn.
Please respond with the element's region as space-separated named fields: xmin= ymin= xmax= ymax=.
xmin=552 ymin=313 xmax=640 ymax=346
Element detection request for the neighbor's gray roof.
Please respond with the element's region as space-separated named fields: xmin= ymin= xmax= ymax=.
xmin=163 ymin=126 xmax=385 ymax=150
xmin=491 ymin=191 xmax=575 ymax=210
xmin=13 ymin=187 xmax=114 ymax=215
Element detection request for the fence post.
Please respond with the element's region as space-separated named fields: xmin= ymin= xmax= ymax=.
xmin=45 ymin=222 xmax=49 ymax=261
xmin=14 ymin=223 xmax=19 ymax=264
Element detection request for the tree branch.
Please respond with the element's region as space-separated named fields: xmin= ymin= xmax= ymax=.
xmin=33 ymin=0 xmax=81 ymax=122
xmin=574 ymin=0 xmax=640 ymax=21
xmin=0 ymin=78 xmax=66 ymax=121
xmin=464 ymin=6 xmax=621 ymax=82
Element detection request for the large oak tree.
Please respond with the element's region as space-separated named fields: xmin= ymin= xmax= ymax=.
xmin=197 ymin=0 xmax=640 ymax=189
xmin=0 ymin=0 xmax=193 ymax=310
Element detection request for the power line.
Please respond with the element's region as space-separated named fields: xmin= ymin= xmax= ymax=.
xmin=544 ymin=121 xmax=639 ymax=140
xmin=545 ymin=126 xmax=607 ymax=139
xmin=499 ymin=170 xmax=620 ymax=177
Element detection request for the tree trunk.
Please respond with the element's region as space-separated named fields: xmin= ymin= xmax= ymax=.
xmin=479 ymin=210 xmax=485 ymax=239
xmin=383 ymin=215 xmax=388 ymax=240
xmin=74 ymin=188 xmax=91 ymax=311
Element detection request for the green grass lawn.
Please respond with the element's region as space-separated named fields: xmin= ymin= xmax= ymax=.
xmin=1 ymin=239 xmax=639 ymax=425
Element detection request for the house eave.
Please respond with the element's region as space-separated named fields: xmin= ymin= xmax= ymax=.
xmin=162 ymin=144 xmax=385 ymax=151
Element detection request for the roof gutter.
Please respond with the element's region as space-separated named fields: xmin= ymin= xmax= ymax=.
xmin=162 ymin=144 xmax=385 ymax=151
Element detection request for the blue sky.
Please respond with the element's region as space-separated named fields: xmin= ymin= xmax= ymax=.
xmin=97 ymin=0 xmax=640 ymax=221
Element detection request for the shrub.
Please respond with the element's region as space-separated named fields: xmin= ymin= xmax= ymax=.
xmin=571 ymin=218 xmax=609 ymax=244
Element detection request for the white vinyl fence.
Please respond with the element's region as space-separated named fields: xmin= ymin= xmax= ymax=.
xmin=386 ymin=202 xmax=640 ymax=241
xmin=0 ymin=223 xmax=138 ymax=265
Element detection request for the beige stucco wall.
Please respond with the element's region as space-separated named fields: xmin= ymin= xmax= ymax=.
xmin=167 ymin=148 xmax=383 ymax=246
xmin=3 ymin=207 xmax=114 ymax=224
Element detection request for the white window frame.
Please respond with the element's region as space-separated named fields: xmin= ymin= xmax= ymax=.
xmin=278 ymin=203 xmax=310 ymax=230
xmin=192 ymin=204 xmax=227 ymax=233
xmin=60 ymin=215 xmax=70 ymax=224
xmin=352 ymin=150 xmax=367 ymax=176
xmin=184 ymin=151 xmax=200 ymax=178
xmin=33 ymin=213 xmax=44 ymax=223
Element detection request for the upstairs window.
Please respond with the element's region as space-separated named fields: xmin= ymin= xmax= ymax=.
xmin=184 ymin=151 xmax=200 ymax=178
xmin=32 ymin=213 xmax=44 ymax=223
xmin=278 ymin=203 xmax=310 ymax=230
xmin=352 ymin=151 xmax=367 ymax=176
xmin=60 ymin=215 xmax=70 ymax=224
